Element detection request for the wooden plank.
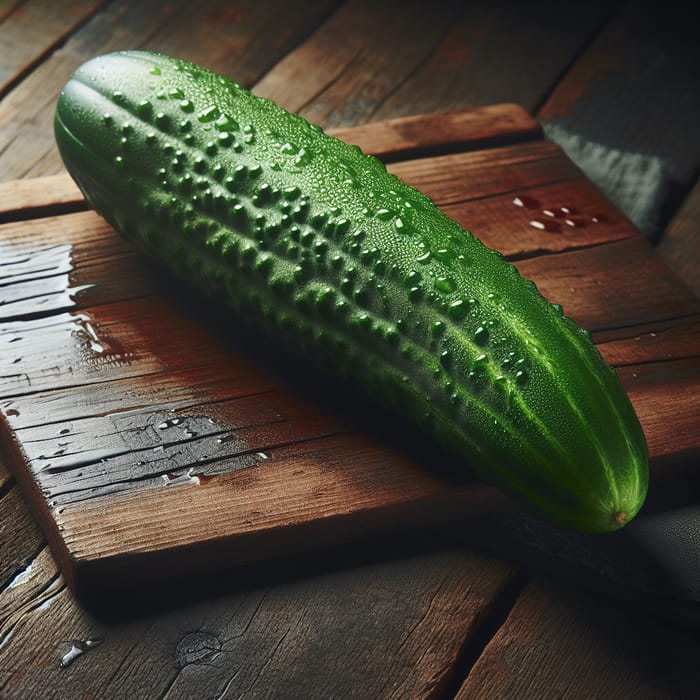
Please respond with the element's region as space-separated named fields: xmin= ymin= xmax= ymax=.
xmin=595 ymin=315 xmax=700 ymax=367
xmin=370 ymin=0 xmax=619 ymax=121
xmin=255 ymin=0 xmax=617 ymax=125
xmin=618 ymin=358 xmax=700 ymax=476
xmin=3 ymin=302 xmax=697 ymax=517
xmin=388 ymin=140 xmax=582 ymax=207
xmin=253 ymin=0 xmax=463 ymax=121
xmin=538 ymin=1 xmax=700 ymax=237
xmin=0 ymin=536 xmax=516 ymax=700
xmin=657 ymin=178 xmax=700 ymax=299
xmin=0 ymin=214 xmax=153 ymax=322
xmin=0 ymin=0 xmax=103 ymax=96
xmin=2 ymin=234 xmax=696 ymax=398
xmin=514 ymin=237 xmax=700 ymax=332
xmin=329 ymin=104 xmax=542 ymax=163
xmin=455 ymin=577 xmax=700 ymax=699
xmin=145 ymin=0 xmax=342 ymax=87
xmin=0 ymin=0 xmax=191 ymax=180
xmin=0 ymin=174 xmax=84 ymax=222
xmin=0 ymin=0 xmax=340 ymax=181
xmin=6 ymin=323 xmax=695 ymax=511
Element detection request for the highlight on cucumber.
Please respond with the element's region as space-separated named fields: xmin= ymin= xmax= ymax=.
xmin=54 ymin=51 xmax=649 ymax=533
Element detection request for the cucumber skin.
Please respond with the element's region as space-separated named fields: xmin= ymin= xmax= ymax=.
xmin=54 ymin=51 xmax=648 ymax=533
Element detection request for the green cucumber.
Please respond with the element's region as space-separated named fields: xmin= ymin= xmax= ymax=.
xmin=54 ymin=50 xmax=648 ymax=533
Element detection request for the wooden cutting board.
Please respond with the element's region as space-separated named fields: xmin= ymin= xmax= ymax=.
xmin=1 ymin=104 xmax=699 ymax=599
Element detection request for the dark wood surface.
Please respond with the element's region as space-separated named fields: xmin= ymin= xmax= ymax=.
xmin=1 ymin=2 xmax=699 ymax=698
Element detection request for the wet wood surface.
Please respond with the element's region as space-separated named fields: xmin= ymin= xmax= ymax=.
xmin=1 ymin=1 xmax=699 ymax=698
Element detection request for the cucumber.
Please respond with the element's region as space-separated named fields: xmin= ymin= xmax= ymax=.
xmin=54 ymin=50 xmax=648 ymax=533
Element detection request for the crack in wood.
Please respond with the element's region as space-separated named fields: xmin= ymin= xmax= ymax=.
xmin=590 ymin=309 xmax=700 ymax=336
xmin=42 ymin=428 xmax=354 ymax=507
xmin=0 ymin=472 xmax=14 ymax=500
xmin=0 ymin=541 xmax=47 ymax=596
xmin=433 ymin=568 xmax=529 ymax=700
xmin=0 ymin=570 xmax=65 ymax=654
xmin=504 ymin=234 xmax=638 ymax=264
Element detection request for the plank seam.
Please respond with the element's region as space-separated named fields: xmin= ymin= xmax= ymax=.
xmin=504 ymin=233 xmax=638 ymax=264
xmin=594 ymin=314 xmax=700 ymax=344
xmin=591 ymin=309 xmax=700 ymax=336
xmin=250 ymin=0 xmax=348 ymax=101
xmin=377 ymin=129 xmax=546 ymax=165
xmin=0 ymin=540 xmax=47 ymax=596
xmin=0 ymin=471 xmax=15 ymax=500
xmin=0 ymin=0 xmax=25 ymax=26
xmin=531 ymin=2 xmax=624 ymax=117
xmin=6 ymin=385 xmax=285 ymax=431
xmin=612 ymin=352 xmax=700 ymax=370
xmin=0 ymin=0 xmax=114 ymax=102
xmin=363 ymin=5 xmax=464 ymax=125
xmin=0 ymin=288 xmax=156 ymax=324
xmin=435 ymin=568 xmax=529 ymax=700
xmin=0 ymin=199 xmax=88 ymax=226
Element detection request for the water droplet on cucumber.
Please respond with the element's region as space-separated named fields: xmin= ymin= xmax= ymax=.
xmin=198 ymin=105 xmax=220 ymax=122
xmin=434 ymin=276 xmax=456 ymax=294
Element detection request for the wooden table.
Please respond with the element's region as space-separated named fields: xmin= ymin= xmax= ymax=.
xmin=1 ymin=2 xmax=699 ymax=698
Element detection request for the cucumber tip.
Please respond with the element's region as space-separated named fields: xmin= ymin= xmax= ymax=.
xmin=612 ymin=510 xmax=629 ymax=527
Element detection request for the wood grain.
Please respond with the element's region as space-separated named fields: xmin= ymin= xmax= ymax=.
xmin=514 ymin=237 xmax=700 ymax=331
xmin=0 ymin=0 xmax=103 ymax=96
xmin=255 ymin=0 xmax=617 ymax=125
xmin=0 ymin=537 xmax=516 ymax=700
xmin=596 ymin=314 xmax=700 ymax=367
xmin=0 ymin=174 xmax=83 ymax=221
xmin=254 ymin=0 xmax=464 ymax=123
xmin=370 ymin=0 xmax=619 ymax=121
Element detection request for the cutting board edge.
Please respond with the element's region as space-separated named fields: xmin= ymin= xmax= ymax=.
xmin=67 ymin=482 xmax=510 ymax=601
